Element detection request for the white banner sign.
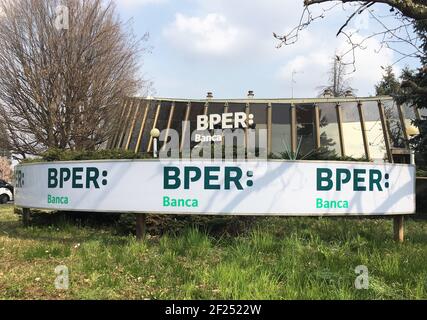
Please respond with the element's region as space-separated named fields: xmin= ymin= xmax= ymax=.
xmin=14 ymin=160 xmax=415 ymax=216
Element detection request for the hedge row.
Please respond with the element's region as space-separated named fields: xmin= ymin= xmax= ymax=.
xmin=22 ymin=148 xmax=152 ymax=163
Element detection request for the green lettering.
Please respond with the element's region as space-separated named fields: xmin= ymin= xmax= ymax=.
xmin=354 ymin=169 xmax=366 ymax=191
xmin=369 ymin=170 xmax=383 ymax=191
xmin=164 ymin=167 xmax=181 ymax=190
xmin=225 ymin=167 xmax=243 ymax=190
xmin=86 ymin=167 xmax=100 ymax=189
xmin=336 ymin=169 xmax=351 ymax=191
xmin=48 ymin=169 xmax=58 ymax=188
xmin=60 ymin=168 xmax=71 ymax=188
xmin=317 ymin=169 xmax=333 ymax=191
xmin=72 ymin=168 xmax=84 ymax=189
xmin=204 ymin=167 xmax=220 ymax=190
xmin=163 ymin=196 xmax=170 ymax=207
xmin=184 ymin=167 xmax=201 ymax=190
xmin=324 ymin=200 xmax=330 ymax=209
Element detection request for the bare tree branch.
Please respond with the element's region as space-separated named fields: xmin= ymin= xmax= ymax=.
xmin=336 ymin=2 xmax=375 ymax=36
xmin=0 ymin=0 xmax=150 ymax=157
xmin=304 ymin=0 xmax=427 ymax=20
xmin=275 ymin=0 xmax=426 ymax=72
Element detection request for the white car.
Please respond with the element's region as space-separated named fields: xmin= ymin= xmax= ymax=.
xmin=0 ymin=179 xmax=13 ymax=204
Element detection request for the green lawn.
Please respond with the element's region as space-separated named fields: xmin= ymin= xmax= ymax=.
xmin=0 ymin=204 xmax=426 ymax=300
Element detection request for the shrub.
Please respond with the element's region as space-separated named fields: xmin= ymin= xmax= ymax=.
xmin=22 ymin=148 xmax=152 ymax=163
xmin=417 ymin=167 xmax=427 ymax=177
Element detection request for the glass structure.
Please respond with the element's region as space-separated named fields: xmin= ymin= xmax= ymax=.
xmin=296 ymin=104 xmax=316 ymax=158
xmin=340 ymin=102 xmax=366 ymax=159
xmin=362 ymin=101 xmax=387 ymax=161
xmin=271 ymin=103 xmax=291 ymax=157
xmin=382 ymin=100 xmax=406 ymax=149
xmin=110 ymin=96 xmax=416 ymax=163
xmin=318 ymin=103 xmax=341 ymax=159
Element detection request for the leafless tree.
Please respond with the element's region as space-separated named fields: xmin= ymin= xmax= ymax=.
xmin=0 ymin=156 xmax=12 ymax=181
xmin=0 ymin=118 xmax=10 ymax=154
xmin=319 ymin=55 xmax=356 ymax=96
xmin=0 ymin=0 xmax=149 ymax=158
xmin=274 ymin=0 xmax=427 ymax=71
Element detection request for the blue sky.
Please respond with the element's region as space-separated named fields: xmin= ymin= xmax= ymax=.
xmin=114 ymin=0 xmax=420 ymax=99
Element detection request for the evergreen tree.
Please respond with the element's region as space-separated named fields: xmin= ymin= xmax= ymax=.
xmin=398 ymin=21 xmax=427 ymax=162
xmin=375 ymin=66 xmax=400 ymax=96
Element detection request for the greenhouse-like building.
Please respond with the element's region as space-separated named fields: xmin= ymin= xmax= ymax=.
xmin=109 ymin=95 xmax=426 ymax=164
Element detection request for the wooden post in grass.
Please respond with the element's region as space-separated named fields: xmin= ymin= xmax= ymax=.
xmin=393 ymin=216 xmax=404 ymax=243
xmin=136 ymin=213 xmax=147 ymax=241
xmin=22 ymin=208 xmax=30 ymax=227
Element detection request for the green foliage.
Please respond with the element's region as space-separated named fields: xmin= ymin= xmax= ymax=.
xmin=375 ymin=66 xmax=401 ymax=96
xmin=269 ymin=137 xmax=369 ymax=162
xmin=417 ymin=167 xmax=427 ymax=177
xmin=303 ymin=149 xmax=369 ymax=162
xmin=397 ymin=21 xmax=427 ymax=160
xmin=1 ymin=205 xmax=427 ymax=299
xmin=22 ymin=148 xmax=152 ymax=163
xmin=270 ymin=147 xmax=369 ymax=162
xmin=17 ymin=209 xmax=256 ymax=238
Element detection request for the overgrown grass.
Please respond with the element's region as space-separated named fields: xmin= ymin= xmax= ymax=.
xmin=1 ymin=204 xmax=426 ymax=300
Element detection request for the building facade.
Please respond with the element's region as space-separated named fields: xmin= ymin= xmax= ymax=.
xmin=109 ymin=96 xmax=425 ymax=163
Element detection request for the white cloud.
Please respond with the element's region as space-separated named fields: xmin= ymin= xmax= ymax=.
xmin=163 ymin=13 xmax=246 ymax=57
xmin=278 ymin=50 xmax=331 ymax=97
xmin=278 ymin=33 xmax=396 ymax=97
xmin=117 ymin=0 xmax=415 ymax=98
xmin=339 ymin=33 xmax=396 ymax=80
xmin=116 ymin=0 xmax=166 ymax=9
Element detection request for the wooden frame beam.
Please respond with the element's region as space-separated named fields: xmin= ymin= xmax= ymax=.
xmin=291 ymin=104 xmax=297 ymax=154
xmin=336 ymin=103 xmax=346 ymax=158
xmin=110 ymin=100 xmax=129 ymax=149
xmin=147 ymin=102 xmax=162 ymax=153
xmin=378 ymin=101 xmax=394 ymax=163
xmin=162 ymin=102 xmax=176 ymax=152
xmin=125 ymin=100 xmax=141 ymax=150
xmin=118 ymin=99 xmax=135 ymax=149
xmin=314 ymin=103 xmax=321 ymax=149
xmin=267 ymin=103 xmax=272 ymax=155
xmin=358 ymin=101 xmax=370 ymax=160
xmin=135 ymin=102 xmax=150 ymax=153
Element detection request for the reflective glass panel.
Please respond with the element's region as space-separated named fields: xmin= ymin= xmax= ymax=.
xmin=271 ymin=104 xmax=291 ymax=157
xmin=187 ymin=102 xmax=206 ymax=149
xmin=340 ymin=102 xmax=366 ymax=159
xmin=248 ymin=103 xmax=268 ymax=157
xmin=382 ymin=100 xmax=405 ymax=148
xmin=128 ymin=100 xmax=148 ymax=151
xmin=168 ymin=102 xmax=188 ymax=147
xmin=120 ymin=100 xmax=138 ymax=149
xmin=296 ymin=104 xmax=316 ymax=158
xmin=139 ymin=100 xmax=159 ymax=152
xmin=318 ymin=103 xmax=341 ymax=158
xmin=401 ymin=103 xmax=419 ymax=136
xmin=362 ymin=101 xmax=387 ymax=161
